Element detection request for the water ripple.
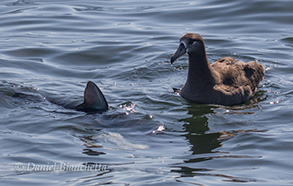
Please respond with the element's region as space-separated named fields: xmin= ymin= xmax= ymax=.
xmin=1 ymin=0 xmax=293 ymax=185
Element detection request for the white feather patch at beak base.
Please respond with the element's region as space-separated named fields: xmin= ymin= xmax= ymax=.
xmin=180 ymin=41 xmax=188 ymax=53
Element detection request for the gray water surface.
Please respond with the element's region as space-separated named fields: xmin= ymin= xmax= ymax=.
xmin=1 ymin=0 xmax=293 ymax=185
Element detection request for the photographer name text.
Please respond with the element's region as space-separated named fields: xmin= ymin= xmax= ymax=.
xmin=14 ymin=162 xmax=108 ymax=172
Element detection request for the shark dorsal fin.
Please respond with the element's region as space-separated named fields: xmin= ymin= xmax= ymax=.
xmin=76 ymin=81 xmax=109 ymax=113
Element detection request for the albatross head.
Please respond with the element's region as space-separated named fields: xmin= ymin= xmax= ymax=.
xmin=170 ymin=33 xmax=205 ymax=64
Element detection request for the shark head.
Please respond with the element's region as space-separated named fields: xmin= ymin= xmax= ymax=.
xmin=76 ymin=81 xmax=109 ymax=113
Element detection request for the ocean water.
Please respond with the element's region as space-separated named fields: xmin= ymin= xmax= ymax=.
xmin=0 ymin=0 xmax=292 ymax=185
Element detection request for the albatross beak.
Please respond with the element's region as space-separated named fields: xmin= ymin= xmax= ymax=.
xmin=170 ymin=42 xmax=187 ymax=64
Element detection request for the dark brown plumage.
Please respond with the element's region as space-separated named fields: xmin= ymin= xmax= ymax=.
xmin=170 ymin=33 xmax=264 ymax=105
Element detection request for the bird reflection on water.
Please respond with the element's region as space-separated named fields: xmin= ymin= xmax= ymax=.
xmin=172 ymin=103 xmax=266 ymax=182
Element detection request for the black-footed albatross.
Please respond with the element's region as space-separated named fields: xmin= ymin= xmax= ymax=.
xmin=170 ymin=33 xmax=265 ymax=105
